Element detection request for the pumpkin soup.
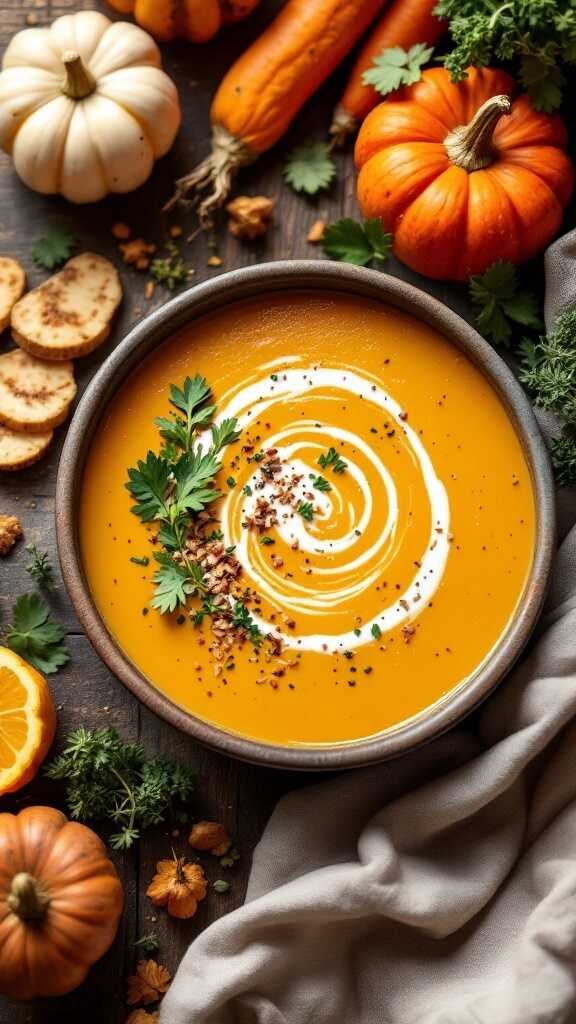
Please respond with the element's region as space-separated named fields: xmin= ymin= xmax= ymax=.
xmin=80 ymin=292 xmax=536 ymax=746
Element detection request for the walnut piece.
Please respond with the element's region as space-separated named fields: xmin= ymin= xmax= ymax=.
xmin=227 ymin=196 xmax=274 ymax=241
xmin=0 ymin=514 xmax=22 ymax=556
xmin=189 ymin=820 xmax=231 ymax=856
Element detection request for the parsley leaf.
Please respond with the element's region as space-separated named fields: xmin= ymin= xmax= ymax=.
xmin=371 ymin=623 xmax=382 ymax=640
xmin=156 ymin=375 xmax=216 ymax=452
xmin=126 ymin=452 xmax=171 ymax=522
xmin=45 ymin=726 xmax=195 ymax=849
xmin=362 ymin=43 xmax=434 ymax=96
xmin=211 ymin=418 xmax=241 ymax=453
xmin=469 ymin=261 xmax=541 ymax=346
xmin=323 ymin=218 xmax=392 ymax=267
xmin=6 ymin=593 xmax=69 ymax=674
xmin=284 ymin=141 xmax=336 ymax=195
xmin=150 ymin=243 xmax=190 ymax=290
xmin=134 ymin=934 xmax=160 ymax=955
xmin=32 ymin=227 xmax=76 ymax=270
xmin=151 ymin=553 xmax=199 ymax=614
xmin=25 ymin=544 xmax=56 ymax=590
xmin=230 ymin=601 xmax=261 ymax=645
xmin=318 ymin=447 xmax=347 ymax=473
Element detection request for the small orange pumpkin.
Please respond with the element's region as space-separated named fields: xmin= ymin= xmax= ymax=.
xmin=355 ymin=66 xmax=574 ymax=281
xmin=0 ymin=806 xmax=124 ymax=1001
xmin=106 ymin=0 xmax=261 ymax=43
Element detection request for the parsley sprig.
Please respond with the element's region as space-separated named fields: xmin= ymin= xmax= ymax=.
xmin=25 ymin=545 xmax=56 ymax=590
xmin=5 ymin=593 xmax=69 ymax=674
xmin=363 ymin=43 xmax=434 ymax=96
xmin=469 ymin=261 xmax=541 ymax=346
xmin=436 ymin=0 xmax=576 ymax=112
xmin=323 ymin=218 xmax=392 ymax=267
xmin=46 ymin=727 xmax=195 ymax=850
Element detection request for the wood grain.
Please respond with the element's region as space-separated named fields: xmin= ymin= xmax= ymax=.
xmin=0 ymin=1 xmax=485 ymax=1021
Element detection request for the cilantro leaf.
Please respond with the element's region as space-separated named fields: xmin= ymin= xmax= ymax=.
xmin=323 ymin=218 xmax=392 ymax=267
xmin=362 ymin=43 xmax=434 ymax=96
xmin=284 ymin=141 xmax=336 ymax=195
xmin=32 ymin=227 xmax=76 ymax=270
xmin=469 ymin=261 xmax=541 ymax=346
xmin=6 ymin=593 xmax=69 ymax=674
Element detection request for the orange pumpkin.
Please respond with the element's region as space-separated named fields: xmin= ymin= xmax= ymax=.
xmin=105 ymin=0 xmax=261 ymax=43
xmin=0 ymin=806 xmax=124 ymax=1001
xmin=355 ymin=67 xmax=574 ymax=281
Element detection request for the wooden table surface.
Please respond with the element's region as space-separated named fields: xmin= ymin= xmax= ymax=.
xmin=0 ymin=2 xmax=491 ymax=1021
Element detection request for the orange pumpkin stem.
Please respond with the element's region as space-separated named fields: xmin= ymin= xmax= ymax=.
xmin=444 ymin=94 xmax=511 ymax=172
xmin=61 ymin=50 xmax=96 ymax=100
xmin=7 ymin=872 xmax=50 ymax=921
xmin=165 ymin=124 xmax=254 ymax=224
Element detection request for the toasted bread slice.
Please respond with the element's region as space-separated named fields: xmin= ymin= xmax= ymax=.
xmin=0 ymin=257 xmax=26 ymax=333
xmin=0 ymin=349 xmax=76 ymax=433
xmin=0 ymin=423 xmax=53 ymax=471
xmin=11 ymin=253 xmax=122 ymax=360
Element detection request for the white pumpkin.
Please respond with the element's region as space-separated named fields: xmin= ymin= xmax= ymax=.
xmin=0 ymin=11 xmax=181 ymax=204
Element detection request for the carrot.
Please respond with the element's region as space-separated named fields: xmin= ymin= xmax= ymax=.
xmin=167 ymin=0 xmax=388 ymax=219
xmin=330 ymin=0 xmax=446 ymax=146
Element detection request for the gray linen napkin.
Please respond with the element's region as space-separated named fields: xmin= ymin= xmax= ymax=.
xmin=161 ymin=234 xmax=576 ymax=1024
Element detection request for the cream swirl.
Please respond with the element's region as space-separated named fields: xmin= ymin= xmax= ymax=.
xmin=212 ymin=364 xmax=450 ymax=653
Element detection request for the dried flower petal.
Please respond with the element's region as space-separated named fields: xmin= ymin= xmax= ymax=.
xmin=127 ymin=960 xmax=171 ymax=1006
xmin=126 ymin=1010 xmax=159 ymax=1024
xmin=146 ymin=856 xmax=208 ymax=920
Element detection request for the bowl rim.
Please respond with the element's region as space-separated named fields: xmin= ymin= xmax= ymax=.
xmin=56 ymin=260 xmax=555 ymax=770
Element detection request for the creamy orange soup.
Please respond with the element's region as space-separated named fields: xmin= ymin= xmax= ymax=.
xmin=80 ymin=292 xmax=535 ymax=746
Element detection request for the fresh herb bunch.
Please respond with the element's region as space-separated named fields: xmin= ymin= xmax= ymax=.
xmin=362 ymin=43 xmax=434 ymax=96
xmin=323 ymin=218 xmax=393 ymax=267
xmin=519 ymin=309 xmax=576 ymax=486
xmin=6 ymin=593 xmax=69 ymax=674
xmin=25 ymin=544 xmax=56 ymax=590
xmin=46 ymin=727 xmax=195 ymax=850
xmin=435 ymin=0 xmax=576 ymax=111
xmin=469 ymin=261 xmax=541 ymax=346
xmin=284 ymin=141 xmax=336 ymax=195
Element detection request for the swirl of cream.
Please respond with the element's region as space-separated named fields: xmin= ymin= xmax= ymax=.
xmin=214 ymin=366 xmax=450 ymax=653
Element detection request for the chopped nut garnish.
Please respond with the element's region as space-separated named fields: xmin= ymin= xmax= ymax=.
xmin=189 ymin=820 xmax=231 ymax=856
xmin=207 ymin=255 xmax=223 ymax=268
xmin=401 ymin=624 xmax=416 ymax=643
xmin=145 ymin=280 xmax=155 ymax=301
xmin=111 ymin=222 xmax=131 ymax=240
xmin=120 ymin=238 xmax=156 ymax=270
xmin=0 ymin=515 xmax=22 ymax=556
xmin=227 ymin=195 xmax=275 ymax=241
xmin=307 ymin=219 xmax=326 ymax=243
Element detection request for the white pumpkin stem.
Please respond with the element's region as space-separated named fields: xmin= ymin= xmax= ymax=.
xmin=61 ymin=50 xmax=96 ymax=100
xmin=444 ymin=95 xmax=511 ymax=172
xmin=8 ymin=871 xmax=50 ymax=921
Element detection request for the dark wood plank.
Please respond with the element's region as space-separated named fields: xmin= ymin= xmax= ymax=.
xmin=0 ymin=1 xmax=486 ymax=1021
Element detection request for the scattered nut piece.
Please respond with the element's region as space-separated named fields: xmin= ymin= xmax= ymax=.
xmin=207 ymin=255 xmax=223 ymax=268
xmin=169 ymin=225 xmax=183 ymax=238
xmin=120 ymin=239 xmax=156 ymax=270
xmin=307 ymin=219 xmax=326 ymax=243
xmin=112 ymin=222 xmax=131 ymax=240
xmin=11 ymin=253 xmax=122 ymax=360
xmin=0 ymin=258 xmax=26 ymax=333
xmin=227 ymin=195 xmax=275 ymax=241
xmin=0 ymin=423 xmax=53 ymax=471
xmin=145 ymin=281 xmax=156 ymax=301
xmin=127 ymin=960 xmax=171 ymax=1006
xmin=0 ymin=349 xmax=76 ymax=432
xmin=189 ymin=820 xmax=231 ymax=856
xmin=0 ymin=514 xmax=22 ymax=555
